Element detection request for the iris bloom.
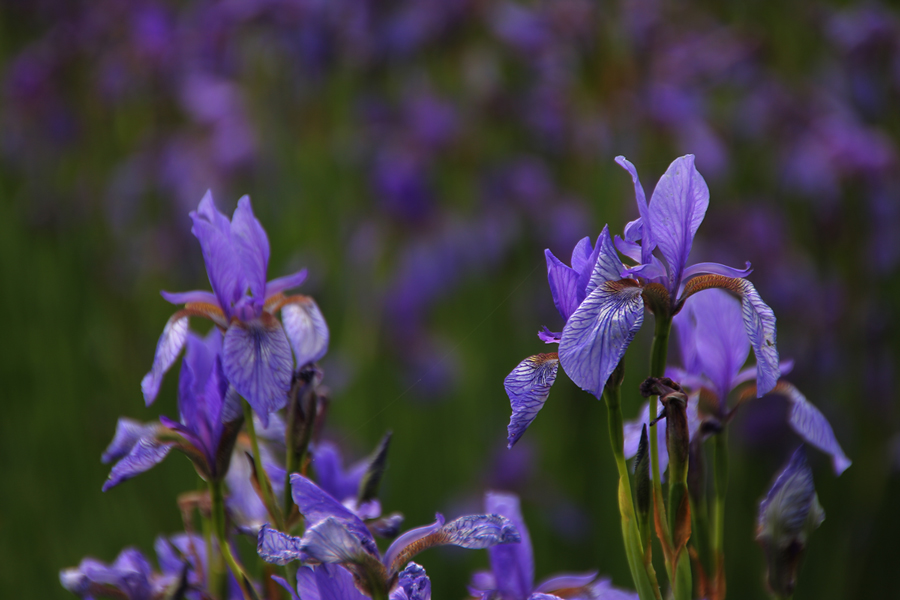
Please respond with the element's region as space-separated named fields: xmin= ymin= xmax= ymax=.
xmin=257 ymin=475 xmax=520 ymax=598
xmin=623 ymin=289 xmax=850 ymax=475
xmin=469 ymin=492 xmax=637 ymax=600
xmin=60 ymin=534 xmax=238 ymax=600
xmin=103 ymin=329 xmax=242 ymax=490
xmin=142 ymin=191 xmax=329 ymax=424
xmin=273 ymin=562 xmax=431 ymax=600
xmin=505 ymin=155 xmax=779 ymax=447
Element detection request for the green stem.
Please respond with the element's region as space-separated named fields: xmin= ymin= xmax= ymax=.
xmin=243 ymin=400 xmax=285 ymax=531
xmin=209 ymin=478 xmax=256 ymax=600
xmin=712 ymin=430 xmax=729 ymax=591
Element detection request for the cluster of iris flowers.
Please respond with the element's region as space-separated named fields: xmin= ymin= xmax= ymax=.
xmin=62 ymin=155 xmax=849 ymax=600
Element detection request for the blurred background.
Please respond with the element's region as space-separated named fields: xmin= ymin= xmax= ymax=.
xmin=2 ymin=0 xmax=899 ymax=598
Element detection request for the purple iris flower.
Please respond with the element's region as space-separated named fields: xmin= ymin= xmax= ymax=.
xmin=103 ymin=329 xmax=243 ymax=490
xmin=61 ymin=534 xmax=238 ymax=600
xmin=257 ymin=475 xmax=519 ymax=598
xmin=505 ymin=155 xmax=779 ymax=447
xmin=623 ymin=289 xmax=850 ymax=476
xmin=469 ymin=492 xmax=637 ymax=600
xmin=311 ymin=441 xmax=385 ymax=521
xmin=142 ymin=190 xmax=329 ymax=425
xmin=273 ymin=562 xmax=431 ymax=600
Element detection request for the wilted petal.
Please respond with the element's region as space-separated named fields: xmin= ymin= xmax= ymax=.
xmin=585 ymin=226 xmax=623 ymax=296
xmin=559 ymin=282 xmax=645 ymax=397
xmin=300 ymin=518 xmax=371 ymax=565
xmin=103 ymin=437 xmax=174 ymax=491
xmin=257 ymin=523 xmax=306 ymax=565
xmin=222 ymin=316 xmax=293 ymax=426
xmin=102 ymin=418 xmax=156 ymax=464
xmin=282 ymin=297 xmax=330 ymax=367
xmin=647 ymin=155 xmax=709 ymax=293
xmin=545 ymin=249 xmax=579 ymax=320
xmin=486 ymin=492 xmax=533 ymax=600
xmin=392 ymin=562 xmax=431 ymax=600
xmin=266 ymin=268 xmax=308 ymax=299
xmin=231 ymin=196 xmax=270 ymax=303
xmin=615 ymin=156 xmax=653 ymax=264
xmin=734 ymin=279 xmax=780 ymax=396
xmin=141 ymin=313 xmax=189 ymax=405
xmin=504 ymin=353 xmax=559 ymax=448
xmin=780 ymin=383 xmax=851 ymax=475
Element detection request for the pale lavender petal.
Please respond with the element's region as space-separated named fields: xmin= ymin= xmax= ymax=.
xmin=231 ymin=196 xmax=270 ymax=303
xmin=782 ymin=383 xmax=852 ymax=475
xmin=528 ymin=594 xmax=564 ymax=600
xmin=681 ymin=261 xmax=752 ymax=282
xmin=545 ymin=249 xmax=579 ymax=320
xmin=735 ymin=279 xmax=780 ymax=396
xmin=300 ymin=518 xmax=370 ymax=565
xmin=537 ymin=327 xmax=561 ymax=344
xmin=191 ymin=198 xmax=242 ymax=317
xmin=160 ymin=289 xmax=219 ymax=306
xmin=290 ymin=474 xmax=378 ymax=555
xmin=393 ymin=562 xmax=431 ymax=600
xmin=558 ymin=282 xmax=645 ymax=398
xmin=441 ymin=514 xmax=521 ymax=548
xmin=282 ymin=297 xmax=330 ymax=367
xmin=583 ymin=578 xmax=640 ymax=600
xmin=585 ymin=226 xmax=623 ymax=296
xmin=384 ymin=514 xmax=446 ymax=571
xmin=257 ymin=523 xmax=306 ymax=565
xmin=141 ymin=313 xmax=189 ymax=405
xmin=647 ymin=155 xmax=709 ymax=293
xmin=222 ymin=318 xmax=293 ymax=426
xmin=486 ymin=492 xmax=533 ymax=599
xmin=504 ymin=354 xmax=559 ymax=448
xmin=265 ymin=268 xmax=308 ymax=299
xmin=731 ymin=359 xmax=794 ymax=389
xmin=615 ymin=156 xmax=653 ymax=264
xmin=102 ymin=418 xmax=155 ymax=464
xmin=103 ymin=437 xmax=173 ymax=491
xmin=534 ymin=572 xmax=597 ymax=594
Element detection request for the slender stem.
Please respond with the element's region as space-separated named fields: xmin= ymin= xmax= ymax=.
xmin=209 ymin=478 xmax=256 ymax=600
xmin=243 ymin=400 xmax=284 ymax=531
xmin=712 ymin=430 xmax=729 ymax=592
xmin=648 ymin=314 xmax=671 ymax=517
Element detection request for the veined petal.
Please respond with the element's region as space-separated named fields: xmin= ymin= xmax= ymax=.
xmin=545 ymin=249 xmax=580 ymax=320
xmin=779 ymin=383 xmax=851 ymax=475
xmin=681 ymin=261 xmax=752 ymax=282
xmin=384 ymin=515 xmax=446 ymax=573
xmin=735 ymin=280 xmax=780 ymax=396
xmin=559 ymin=282 xmax=645 ymax=398
xmin=615 ymin=156 xmax=653 ymax=264
xmin=231 ymin=196 xmax=270 ymax=303
xmin=290 ymin=474 xmax=378 ymax=555
xmin=160 ymin=289 xmax=219 ymax=306
xmin=103 ymin=437 xmax=174 ymax=491
xmin=281 ymin=296 xmax=330 ymax=367
xmin=141 ymin=313 xmax=189 ymax=406
xmin=257 ymin=523 xmax=307 ymax=565
xmin=486 ymin=492 xmax=533 ymax=600
xmin=266 ymin=268 xmax=309 ymax=300
xmin=534 ymin=572 xmax=598 ymax=594
xmin=392 ymin=562 xmax=431 ymax=600
xmin=102 ymin=418 xmax=156 ymax=464
xmin=585 ymin=226 xmax=623 ymax=296
xmin=300 ymin=517 xmax=371 ymax=565
xmin=222 ymin=315 xmax=293 ymax=426
xmin=504 ymin=353 xmax=559 ymax=448
xmin=647 ymin=155 xmax=709 ymax=293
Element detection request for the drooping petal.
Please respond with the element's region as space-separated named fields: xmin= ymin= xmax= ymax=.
xmin=780 ymin=383 xmax=851 ymax=475
xmin=102 ymin=418 xmax=156 ymax=464
xmin=615 ymin=156 xmax=653 ymax=264
xmin=545 ymin=249 xmax=580 ymax=320
xmin=392 ymin=562 xmax=431 ymax=600
xmin=231 ymin=196 xmax=270 ymax=303
xmin=735 ymin=279 xmax=780 ymax=396
xmin=222 ymin=315 xmax=293 ymax=426
xmin=559 ymin=282 xmax=645 ymax=398
xmin=190 ymin=194 xmax=242 ymax=317
xmin=257 ymin=523 xmax=307 ymax=565
xmin=681 ymin=261 xmax=752 ymax=282
xmin=504 ymin=353 xmax=559 ymax=448
xmin=486 ymin=492 xmax=534 ymax=600
xmin=265 ymin=268 xmax=309 ymax=300
xmin=103 ymin=437 xmax=174 ymax=491
xmin=300 ymin=518 xmax=371 ymax=565
xmin=290 ymin=474 xmax=378 ymax=555
xmin=141 ymin=313 xmax=189 ymax=405
xmin=646 ymin=155 xmax=709 ymax=293
xmin=272 ymin=574 xmax=301 ymax=600
xmin=384 ymin=515 xmax=446 ymax=573
xmin=160 ymin=289 xmax=220 ymax=306
xmin=281 ymin=297 xmax=330 ymax=367
xmin=585 ymin=226 xmax=624 ymax=296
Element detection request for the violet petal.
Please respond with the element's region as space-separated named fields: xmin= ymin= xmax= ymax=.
xmin=231 ymin=196 xmax=270 ymax=304
xmin=504 ymin=354 xmax=559 ymax=448
xmin=486 ymin=492 xmax=533 ymax=600
xmin=160 ymin=289 xmax=219 ymax=306
xmin=265 ymin=268 xmax=309 ymax=299
xmin=614 ymin=156 xmax=653 ymax=264
xmin=281 ymin=297 xmax=330 ymax=367
xmin=141 ymin=313 xmax=189 ymax=405
xmin=103 ymin=437 xmax=173 ymax=491
xmin=734 ymin=279 xmax=780 ymax=396
xmin=545 ymin=248 xmax=580 ymax=321
xmin=585 ymin=225 xmax=623 ymax=296
xmin=781 ymin=383 xmax=852 ymax=475
xmin=257 ymin=523 xmax=306 ymax=565
xmin=300 ymin=518 xmax=370 ymax=565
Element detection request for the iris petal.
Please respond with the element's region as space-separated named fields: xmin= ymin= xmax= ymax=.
xmin=231 ymin=196 xmax=270 ymax=304
xmin=141 ymin=314 xmax=189 ymax=406
xmin=486 ymin=492 xmax=533 ymax=600
xmin=585 ymin=225 xmax=623 ymax=296
xmin=504 ymin=354 xmax=559 ymax=448
xmin=281 ymin=297 xmax=330 ymax=367
xmin=257 ymin=523 xmax=307 ymax=565
xmin=545 ymin=249 xmax=580 ymax=321
xmin=734 ymin=279 xmax=780 ymax=396
xmin=780 ymin=383 xmax=851 ymax=475
xmin=266 ymin=268 xmax=309 ymax=299
xmin=103 ymin=437 xmax=173 ymax=491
